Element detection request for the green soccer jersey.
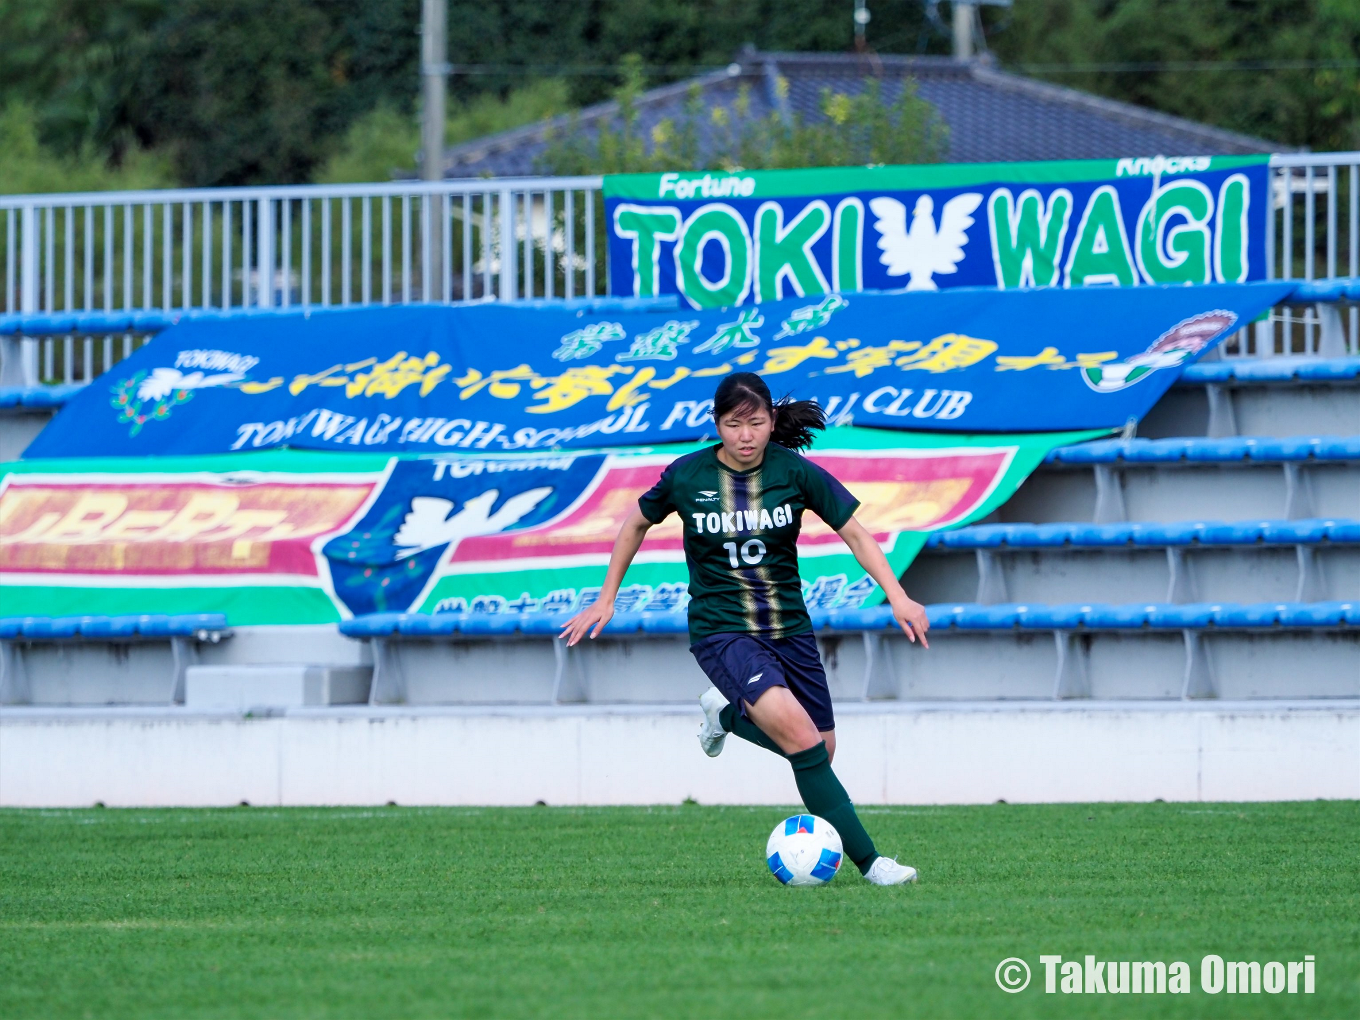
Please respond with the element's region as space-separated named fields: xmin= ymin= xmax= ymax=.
xmin=637 ymin=442 xmax=861 ymax=643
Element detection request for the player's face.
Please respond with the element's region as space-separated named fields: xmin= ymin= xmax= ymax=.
xmin=716 ymin=402 xmax=773 ymax=469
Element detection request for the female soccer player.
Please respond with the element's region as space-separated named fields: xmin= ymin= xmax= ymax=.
xmin=561 ymin=372 xmax=930 ymax=885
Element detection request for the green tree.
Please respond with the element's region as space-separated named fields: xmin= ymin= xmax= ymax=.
xmin=1 ymin=0 xmax=1356 ymax=189
xmin=0 ymin=101 xmax=174 ymax=194
xmin=315 ymin=81 xmax=572 ymax=184
xmin=0 ymin=0 xmax=166 ymax=165
xmin=542 ymin=61 xmax=947 ymax=175
xmin=991 ymin=0 xmax=1360 ymax=152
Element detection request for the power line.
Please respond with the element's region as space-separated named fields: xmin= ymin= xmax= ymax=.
xmin=1010 ymin=58 xmax=1360 ymax=75
xmin=448 ymin=63 xmax=731 ymax=77
xmin=439 ymin=57 xmax=1360 ymax=79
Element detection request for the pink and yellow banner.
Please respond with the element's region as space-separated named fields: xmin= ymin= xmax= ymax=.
xmin=0 ymin=428 xmax=1102 ymax=624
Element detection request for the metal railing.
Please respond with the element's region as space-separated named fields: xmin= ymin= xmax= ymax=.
xmin=0 ymin=177 xmax=605 ymax=384
xmin=2 ymin=154 xmax=1358 ymax=384
xmin=1244 ymin=152 xmax=1359 ymax=358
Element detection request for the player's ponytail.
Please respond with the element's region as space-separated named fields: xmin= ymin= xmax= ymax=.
xmin=712 ymin=372 xmax=826 ymax=452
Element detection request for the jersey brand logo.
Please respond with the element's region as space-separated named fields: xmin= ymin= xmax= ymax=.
xmin=746 ymin=672 xmax=764 ymax=685
xmin=695 ymin=490 xmax=720 ymax=502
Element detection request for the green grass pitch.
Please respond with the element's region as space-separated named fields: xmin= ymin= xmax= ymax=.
xmin=1 ymin=801 xmax=1355 ymax=1018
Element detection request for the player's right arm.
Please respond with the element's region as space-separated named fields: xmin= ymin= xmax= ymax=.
xmin=559 ymin=508 xmax=653 ymax=646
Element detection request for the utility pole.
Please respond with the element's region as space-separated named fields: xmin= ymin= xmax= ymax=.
xmin=953 ymin=1 xmax=975 ymax=60
xmin=421 ymin=0 xmax=448 ymax=298
xmin=853 ymin=1 xmax=870 ymax=51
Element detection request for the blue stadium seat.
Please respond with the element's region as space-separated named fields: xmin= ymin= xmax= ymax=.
xmin=1259 ymin=519 xmax=1332 ymax=543
xmin=1067 ymin=522 xmax=1135 ymax=546
xmin=1295 ymin=358 xmax=1360 ymax=381
xmin=338 ymin=613 xmax=407 ymax=637
xmin=1198 ymin=521 xmax=1265 ymax=544
xmin=166 ymin=613 xmax=229 ymax=636
xmin=923 ymin=604 xmax=965 ymax=628
xmin=130 ymin=615 xmax=173 ymax=637
xmin=17 ymin=618 xmax=62 ymax=639
xmin=1127 ymin=438 xmax=1200 ymax=463
xmin=1277 ymin=602 xmax=1351 ymax=626
xmin=934 ymin=523 xmax=1012 ymax=548
xmin=1179 ymin=362 xmax=1236 ymax=384
xmin=396 ymin=613 xmax=457 ymax=636
xmin=0 ymin=613 xmax=230 ymax=640
xmin=74 ymin=617 xmax=115 ymax=638
xmin=1145 ymin=603 xmax=1219 ymax=628
xmin=1046 ymin=435 xmax=1360 ymax=465
xmin=639 ymin=613 xmax=689 ymax=635
xmin=456 ymin=615 xmax=519 ymax=637
xmin=1130 ymin=521 xmax=1207 ymax=546
xmin=825 ymin=605 xmax=894 ymax=630
xmin=327 ymin=602 xmax=1356 ymax=643
xmin=1316 ymin=436 xmax=1360 ymax=459
xmin=1016 ymin=603 xmax=1089 ymax=629
xmin=933 ymin=517 xmax=1358 ymax=550
xmin=600 ymin=613 xmax=644 ymax=634
xmin=518 ymin=614 xmax=570 ymax=636
xmin=1084 ymin=604 xmax=1153 ymax=628
xmin=1046 ymin=440 xmax=1123 ymax=464
xmin=1006 ymin=523 xmax=1072 ymax=546
xmin=1327 ymin=520 xmax=1360 ymax=543
xmin=0 ymin=386 xmax=81 ymax=408
xmin=1213 ymin=603 xmax=1284 ymax=627
xmin=1185 ymin=437 xmax=1253 ymax=462
xmin=956 ymin=603 xmax=1023 ymax=629
xmin=1244 ymin=437 xmax=1321 ymax=461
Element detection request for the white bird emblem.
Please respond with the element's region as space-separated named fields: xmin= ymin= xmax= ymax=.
xmin=135 ymin=367 xmax=245 ymax=402
xmin=869 ymin=193 xmax=983 ymax=291
xmin=392 ymin=487 xmax=553 ymax=560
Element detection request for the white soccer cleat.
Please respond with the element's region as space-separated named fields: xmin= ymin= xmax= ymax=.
xmin=697 ymin=687 xmax=728 ymax=757
xmin=864 ymin=856 xmax=918 ymax=885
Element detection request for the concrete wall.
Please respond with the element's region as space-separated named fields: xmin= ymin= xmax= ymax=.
xmin=0 ymin=410 xmax=51 ymax=461
xmin=2 ymin=702 xmax=1355 ymax=807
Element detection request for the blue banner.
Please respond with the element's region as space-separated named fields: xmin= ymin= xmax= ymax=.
xmin=23 ymin=282 xmax=1292 ymax=458
xmin=603 ymin=157 xmax=1270 ymax=308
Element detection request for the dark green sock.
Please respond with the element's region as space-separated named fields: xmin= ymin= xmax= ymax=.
xmin=788 ymin=741 xmax=879 ymax=874
xmin=719 ymin=703 xmax=787 ymax=758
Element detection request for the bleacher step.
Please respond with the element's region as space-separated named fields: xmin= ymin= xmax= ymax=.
xmin=183 ymin=665 xmax=372 ymax=710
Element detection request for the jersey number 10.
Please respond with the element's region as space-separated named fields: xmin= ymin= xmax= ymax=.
xmin=723 ymin=539 xmax=767 ymax=567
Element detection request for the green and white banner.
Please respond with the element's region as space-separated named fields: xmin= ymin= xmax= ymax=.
xmin=0 ymin=428 xmax=1102 ymax=624
xmin=604 ymin=155 xmax=1269 ymax=308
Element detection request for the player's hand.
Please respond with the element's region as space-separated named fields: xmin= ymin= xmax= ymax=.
xmin=560 ymin=599 xmax=614 ymax=647
xmin=890 ymin=593 xmax=930 ymax=648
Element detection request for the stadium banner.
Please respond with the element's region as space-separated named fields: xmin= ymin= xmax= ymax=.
xmin=603 ymin=155 xmax=1271 ymax=306
xmin=23 ymin=282 xmax=1291 ymax=458
xmin=0 ymin=427 xmax=1101 ymax=625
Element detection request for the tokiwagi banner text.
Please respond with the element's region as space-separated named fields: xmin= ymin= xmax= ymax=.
xmin=604 ymin=156 xmax=1270 ymax=307
xmin=24 ymin=282 xmax=1291 ymax=458
xmin=0 ymin=428 xmax=1099 ymax=625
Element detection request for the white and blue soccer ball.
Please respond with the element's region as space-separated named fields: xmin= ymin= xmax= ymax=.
xmin=766 ymin=814 xmax=843 ymax=886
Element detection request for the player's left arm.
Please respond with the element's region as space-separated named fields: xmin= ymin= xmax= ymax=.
xmin=836 ymin=516 xmax=930 ymax=647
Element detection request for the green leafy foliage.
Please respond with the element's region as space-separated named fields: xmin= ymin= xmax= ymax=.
xmin=0 ymin=101 xmax=174 ymax=195
xmin=542 ymin=61 xmax=947 ymax=175
xmin=992 ymin=0 xmax=1360 ymax=153
xmin=0 ymin=0 xmax=1356 ymax=188
xmin=314 ymin=82 xmax=571 ymax=184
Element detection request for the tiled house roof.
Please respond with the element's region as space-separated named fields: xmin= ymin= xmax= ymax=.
xmin=436 ymin=50 xmax=1282 ymax=178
